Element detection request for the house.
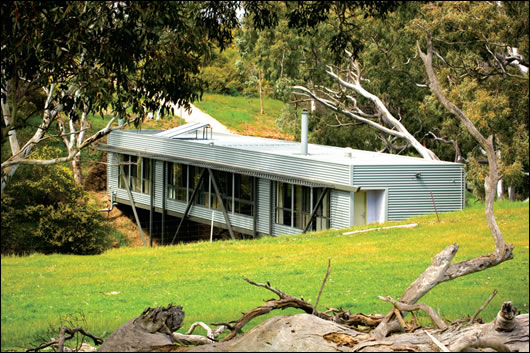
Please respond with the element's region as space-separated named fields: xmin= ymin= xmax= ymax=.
xmin=97 ymin=121 xmax=465 ymax=243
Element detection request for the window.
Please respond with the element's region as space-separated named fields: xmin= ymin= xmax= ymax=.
xmin=142 ymin=158 xmax=152 ymax=194
xmin=211 ymin=170 xmax=233 ymax=211
xmin=118 ymin=154 xmax=129 ymax=189
xmin=167 ymin=162 xmax=188 ymax=201
xmin=234 ymin=174 xmax=254 ymax=216
xmin=190 ymin=166 xmax=209 ymax=207
xmin=275 ymin=182 xmax=329 ymax=230
xmin=118 ymin=154 xmax=152 ymax=195
xmin=164 ymin=165 xmax=255 ymax=217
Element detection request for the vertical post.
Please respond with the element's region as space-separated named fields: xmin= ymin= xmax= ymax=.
xmin=162 ymin=161 xmax=166 ymax=245
xmin=269 ymin=180 xmax=274 ymax=235
xmin=253 ymin=176 xmax=258 ymax=237
xmin=210 ymin=210 xmax=214 ymax=243
xmin=150 ymin=159 xmax=154 ymax=247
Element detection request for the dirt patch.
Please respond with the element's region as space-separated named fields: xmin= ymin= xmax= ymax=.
xmin=90 ymin=191 xmax=150 ymax=247
xmin=84 ymin=152 xmax=108 ymax=192
xmin=240 ymin=123 xmax=293 ymax=140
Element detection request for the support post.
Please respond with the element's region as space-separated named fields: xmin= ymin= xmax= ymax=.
xmin=120 ymin=164 xmax=147 ymax=246
xmin=253 ymin=176 xmax=258 ymax=237
xmin=269 ymin=180 xmax=273 ymax=235
xmin=161 ymin=161 xmax=166 ymax=245
xmin=303 ymin=188 xmax=329 ymax=234
xmin=170 ymin=168 xmax=207 ymax=245
xmin=209 ymin=168 xmax=235 ymax=240
xmin=150 ymin=160 xmax=154 ymax=247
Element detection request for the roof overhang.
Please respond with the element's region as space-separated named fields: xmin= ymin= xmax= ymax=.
xmin=95 ymin=143 xmax=360 ymax=192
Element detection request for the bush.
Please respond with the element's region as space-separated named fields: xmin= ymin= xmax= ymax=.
xmin=1 ymin=147 xmax=114 ymax=255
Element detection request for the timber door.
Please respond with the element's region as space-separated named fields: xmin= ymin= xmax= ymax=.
xmin=353 ymin=191 xmax=367 ymax=225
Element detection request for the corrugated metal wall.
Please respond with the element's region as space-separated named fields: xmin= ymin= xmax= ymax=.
xmin=256 ymin=179 xmax=271 ymax=234
xmin=330 ymin=190 xmax=352 ymax=229
xmin=352 ymin=164 xmax=464 ymax=220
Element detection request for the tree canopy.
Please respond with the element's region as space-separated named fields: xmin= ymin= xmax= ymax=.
xmin=1 ymin=1 xmax=241 ymax=189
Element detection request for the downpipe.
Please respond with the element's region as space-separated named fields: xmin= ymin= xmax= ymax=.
xmin=100 ymin=191 xmax=118 ymax=212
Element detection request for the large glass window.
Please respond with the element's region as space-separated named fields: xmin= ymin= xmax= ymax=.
xmin=234 ymin=174 xmax=254 ymax=216
xmin=142 ymin=157 xmax=152 ymax=194
xmin=167 ymin=163 xmax=188 ymax=201
xmin=190 ymin=166 xmax=209 ymax=207
xmin=276 ymin=182 xmax=329 ymax=230
xmin=211 ymin=170 xmax=233 ymax=211
xmin=118 ymin=154 xmax=152 ymax=195
xmin=167 ymin=166 xmax=254 ymax=216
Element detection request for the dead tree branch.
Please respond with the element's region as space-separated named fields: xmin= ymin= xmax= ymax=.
xmin=25 ymin=326 xmax=103 ymax=352
xmin=378 ymin=295 xmax=448 ymax=330
xmin=470 ymin=289 xmax=498 ymax=325
xmin=313 ymin=259 xmax=332 ymax=314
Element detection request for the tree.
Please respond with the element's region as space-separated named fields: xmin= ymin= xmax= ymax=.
xmin=1 ymin=1 xmax=240 ymax=190
xmin=410 ymin=2 xmax=529 ymax=201
xmin=292 ymin=56 xmax=440 ymax=160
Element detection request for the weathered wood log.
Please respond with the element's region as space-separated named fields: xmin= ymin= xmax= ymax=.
xmin=374 ymin=241 xmax=513 ymax=338
xmin=220 ymin=277 xmax=383 ymax=341
xmin=184 ymin=312 xmax=529 ymax=352
xmin=495 ymin=301 xmax=517 ymax=332
xmin=97 ymin=304 xmax=184 ymax=352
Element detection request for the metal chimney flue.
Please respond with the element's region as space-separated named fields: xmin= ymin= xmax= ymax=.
xmin=301 ymin=109 xmax=309 ymax=155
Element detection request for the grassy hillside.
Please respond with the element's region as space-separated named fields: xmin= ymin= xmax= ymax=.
xmin=193 ymin=93 xmax=292 ymax=139
xmin=1 ymin=201 xmax=528 ymax=351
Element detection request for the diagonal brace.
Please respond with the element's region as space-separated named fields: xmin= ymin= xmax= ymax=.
xmin=303 ymin=187 xmax=329 ymax=234
xmin=209 ymin=169 xmax=236 ymax=240
xmin=120 ymin=164 xmax=147 ymax=246
xmin=171 ymin=168 xmax=207 ymax=245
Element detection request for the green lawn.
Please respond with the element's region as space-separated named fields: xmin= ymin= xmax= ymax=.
xmin=193 ymin=93 xmax=292 ymax=139
xmin=1 ymin=201 xmax=529 ymax=352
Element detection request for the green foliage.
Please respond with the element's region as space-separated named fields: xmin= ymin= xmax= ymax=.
xmin=1 ymin=147 xmax=115 ymax=255
xmin=200 ymin=46 xmax=246 ymax=96
xmin=1 ymin=1 xmax=241 ymax=184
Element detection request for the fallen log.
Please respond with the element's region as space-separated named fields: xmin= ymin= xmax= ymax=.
xmin=185 ymin=311 xmax=529 ymax=352
xmin=97 ymin=304 xmax=185 ymax=352
xmin=342 ymin=223 xmax=418 ymax=235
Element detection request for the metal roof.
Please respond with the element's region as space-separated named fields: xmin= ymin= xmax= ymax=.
xmin=113 ymin=127 xmax=462 ymax=167
xmin=154 ymin=122 xmax=210 ymax=138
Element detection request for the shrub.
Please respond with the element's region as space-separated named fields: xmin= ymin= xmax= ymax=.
xmin=1 ymin=146 xmax=114 ymax=255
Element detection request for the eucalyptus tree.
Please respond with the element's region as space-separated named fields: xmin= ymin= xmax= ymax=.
xmin=412 ymin=1 xmax=529 ymax=201
xmin=1 ymin=1 xmax=240 ymax=189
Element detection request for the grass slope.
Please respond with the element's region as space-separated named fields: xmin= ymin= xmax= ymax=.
xmin=193 ymin=93 xmax=292 ymax=139
xmin=1 ymin=201 xmax=529 ymax=351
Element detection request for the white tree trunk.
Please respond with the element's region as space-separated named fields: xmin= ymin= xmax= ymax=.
xmin=1 ymin=84 xmax=58 ymax=192
xmin=497 ymin=179 xmax=505 ymax=200
xmin=508 ymin=186 xmax=515 ymax=201
xmin=292 ymin=59 xmax=439 ymax=161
